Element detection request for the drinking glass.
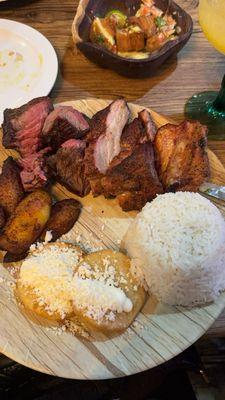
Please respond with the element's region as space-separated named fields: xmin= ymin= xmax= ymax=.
xmin=185 ymin=0 xmax=225 ymax=139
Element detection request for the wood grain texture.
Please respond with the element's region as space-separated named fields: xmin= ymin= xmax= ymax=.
xmin=0 ymin=99 xmax=225 ymax=378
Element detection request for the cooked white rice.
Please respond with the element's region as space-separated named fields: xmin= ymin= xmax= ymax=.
xmin=124 ymin=192 xmax=225 ymax=306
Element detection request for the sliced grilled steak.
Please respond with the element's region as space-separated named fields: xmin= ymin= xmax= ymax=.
xmin=84 ymin=99 xmax=130 ymax=195
xmin=101 ymin=142 xmax=163 ymax=211
xmin=19 ymin=148 xmax=50 ymax=191
xmin=47 ymin=139 xmax=90 ymax=197
xmin=0 ymin=157 xmax=24 ymax=217
xmin=42 ymin=106 xmax=90 ymax=151
xmin=2 ymin=97 xmax=53 ymax=157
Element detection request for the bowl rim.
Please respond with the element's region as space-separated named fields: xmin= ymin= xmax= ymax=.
xmin=74 ymin=0 xmax=193 ymax=64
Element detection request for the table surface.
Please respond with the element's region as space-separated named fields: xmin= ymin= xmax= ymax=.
xmin=0 ymin=0 xmax=225 ymax=337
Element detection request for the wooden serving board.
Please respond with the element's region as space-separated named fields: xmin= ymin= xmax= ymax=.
xmin=0 ymin=99 xmax=225 ymax=380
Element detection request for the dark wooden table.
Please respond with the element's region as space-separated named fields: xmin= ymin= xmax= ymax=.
xmin=1 ymin=0 xmax=225 ymax=336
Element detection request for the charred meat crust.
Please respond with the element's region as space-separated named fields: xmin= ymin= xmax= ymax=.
xmin=42 ymin=106 xmax=90 ymax=151
xmin=47 ymin=139 xmax=90 ymax=197
xmin=101 ymin=142 xmax=163 ymax=211
xmin=154 ymin=120 xmax=210 ymax=192
xmin=0 ymin=157 xmax=24 ymax=217
xmin=40 ymin=198 xmax=82 ymax=242
xmin=2 ymin=97 xmax=53 ymax=154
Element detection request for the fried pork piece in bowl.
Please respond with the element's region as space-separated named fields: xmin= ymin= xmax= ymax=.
xmin=72 ymin=0 xmax=193 ymax=78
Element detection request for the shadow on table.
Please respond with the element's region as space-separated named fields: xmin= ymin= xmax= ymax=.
xmin=0 ymin=345 xmax=199 ymax=400
xmin=55 ymin=38 xmax=178 ymax=102
xmin=0 ymin=0 xmax=38 ymax=9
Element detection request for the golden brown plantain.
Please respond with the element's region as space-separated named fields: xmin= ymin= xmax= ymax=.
xmin=40 ymin=198 xmax=81 ymax=241
xmin=16 ymin=242 xmax=84 ymax=322
xmin=73 ymin=249 xmax=147 ymax=334
xmin=0 ymin=157 xmax=24 ymax=217
xmin=0 ymin=190 xmax=51 ymax=254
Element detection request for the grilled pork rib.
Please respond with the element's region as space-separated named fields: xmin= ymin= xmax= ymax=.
xmin=154 ymin=120 xmax=210 ymax=192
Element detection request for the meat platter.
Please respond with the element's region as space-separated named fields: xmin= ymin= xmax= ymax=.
xmin=0 ymin=98 xmax=225 ymax=380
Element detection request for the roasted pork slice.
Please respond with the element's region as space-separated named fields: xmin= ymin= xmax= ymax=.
xmin=129 ymin=15 xmax=157 ymax=37
xmin=42 ymin=106 xmax=90 ymax=151
xmin=101 ymin=142 xmax=163 ymax=211
xmin=108 ymin=108 xmax=157 ymax=170
xmin=0 ymin=157 xmax=24 ymax=217
xmin=116 ymin=26 xmax=145 ymax=52
xmin=154 ymin=120 xmax=210 ymax=192
xmin=19 ymin=148 xmax=50 ymax=192
xmin=84 ymin=99 xmax=130 ymax=195
xmin=47 ymin=139 xmax=90 ymax=197
xmin=138 ymin=109 xmax=157 ymax=141
xmin=2 ymin=97 xmax=53 ymax=157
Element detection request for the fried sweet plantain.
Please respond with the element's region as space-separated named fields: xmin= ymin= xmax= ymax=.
xmin=0 ymin=157 xmax=24 ymax=217
xmin=0 ymin=190 xmax=51 ymax=254
xmin=40 ymin=199 xmax=81 ymax=242
xmin=16 ymin=242 xmax=84 ymax=322
xmin=73 ymin=249 xmax=147 ymax=334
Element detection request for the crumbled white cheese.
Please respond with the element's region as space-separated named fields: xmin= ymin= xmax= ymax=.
xmin=71 ymin=276 xmax=132 ymax=323
xmin=44 ymin=230 xmax=53 ymax=243
xmin=19 ymin=245 xmax=82 ymax=319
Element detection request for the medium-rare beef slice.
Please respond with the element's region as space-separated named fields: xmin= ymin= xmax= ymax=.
xmin=42 ymin=106 xmax=90 ymax=151
xmin=0 ymin=157 xmax=24 ymax=217
xmin=154 ymin=120 xmax=210 ymax=192
xmin=2 ymin=97 xmax=53 ymax=157
xmin=84 ymin=99 xmax=130 ymax=195
xmin=109 ymin=109 xmax=157 ymax=170
xmin=101 ymin=142 xmax=163 ymax=211
xmin=47 ymin=139 xmax=90 ymax=197
xmin=19 ymin=148 xmax=51 ymax=191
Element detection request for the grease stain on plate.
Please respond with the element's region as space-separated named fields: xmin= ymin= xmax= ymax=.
xmin=0 ymin=29 xmax=42 ymax=94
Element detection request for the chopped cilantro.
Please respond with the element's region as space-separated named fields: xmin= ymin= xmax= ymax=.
xmin=155 ymin=16 xmax=166 ymax=28
xmin=96 ymin=35 xmax=105 ymax=44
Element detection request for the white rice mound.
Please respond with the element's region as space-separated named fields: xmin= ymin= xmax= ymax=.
xmin=124 ymin=192 xmax=225 ymax=306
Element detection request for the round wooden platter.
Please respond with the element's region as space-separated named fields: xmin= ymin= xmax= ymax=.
xmin=0 ymin=98 xmax=225 ymax=380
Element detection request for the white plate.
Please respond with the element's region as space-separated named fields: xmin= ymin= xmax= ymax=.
xmin=0 ymin=19 xmax=58 ymax=123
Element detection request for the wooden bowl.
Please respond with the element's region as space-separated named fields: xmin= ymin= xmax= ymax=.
xmin=72 ymin=0 xmax=193 ymax=78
